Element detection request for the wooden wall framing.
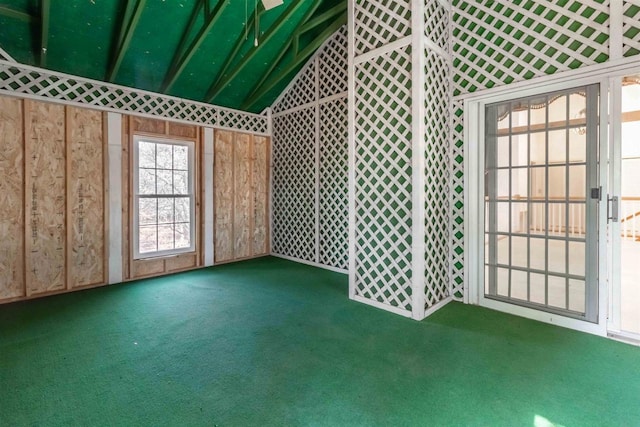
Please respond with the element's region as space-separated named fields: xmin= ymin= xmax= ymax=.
xmin=214 ymin=130 xmax=270 ymax=263
xmin=0 ymin=95 xmax=107 ymax=302
xmin=123 ymin=116 xmax=202 ymax=280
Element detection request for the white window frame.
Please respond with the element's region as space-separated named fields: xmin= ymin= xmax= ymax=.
xmin=132 ymin=135 xmax=196 ymax=259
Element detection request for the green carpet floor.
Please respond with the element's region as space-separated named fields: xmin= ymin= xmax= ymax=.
xmin=1 ymin=256 xmax=639 ymax=426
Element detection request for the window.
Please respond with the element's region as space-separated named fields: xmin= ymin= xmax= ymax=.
xmin=133 ymin=136 xmax=195 ymax=258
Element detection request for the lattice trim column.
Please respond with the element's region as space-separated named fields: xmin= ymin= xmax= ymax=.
xmin=349 ymin=0 xmax=452 ymax=320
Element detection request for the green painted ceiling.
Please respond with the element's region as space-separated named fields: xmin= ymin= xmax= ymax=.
xmin=0 ymin=0 xmax=346 ymax=113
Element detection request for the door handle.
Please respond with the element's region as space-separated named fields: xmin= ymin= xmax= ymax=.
xmin=607 ymin=195 xmax=619 ymax=222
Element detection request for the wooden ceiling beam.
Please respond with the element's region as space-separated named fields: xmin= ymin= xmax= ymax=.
xmin=106 ymin=0 xmax=146 ymax=82
xmin=39 ymin=0 xmax=50 ymax=67
xmin=161 ymin=0 xmax=229 ymax=94
xmin=196 ymin=4 xmax=263 ymax=97
xmin=298 ymin=2 xmax=346 ymax=35
xmin=242 ymin=12 xmax=346 ymax=111
xmin=203 ymin=0 xmax=311 ymax=104
xmin=0 ymin=5 xmax=33 ymax=23
xmin=240 ymin=0 xmax=325 ymax=107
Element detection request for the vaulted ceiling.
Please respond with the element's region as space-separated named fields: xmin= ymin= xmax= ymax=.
xmin=0 ymin=0 xmax=346 ymax=113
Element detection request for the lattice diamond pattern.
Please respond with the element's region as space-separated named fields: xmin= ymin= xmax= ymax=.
xmin=318 ymin=26 xmax=348 ymax=99
xmin=424 ymin=0 xmax=450 ymax=53
xmin=354 ymin=0 xmax=412 ymax=56
xmin=452 ymin=0 xmax=610 ymax=96
xmin=272 ymin=107 xmax=317 ymax=262
xmin=450 ymin=100 xmax=464 ymax=301
xmin=272 ymin=60 xmax=316 ymax=114
xmin=624 ymin=0 xmax=640 ymax=56
xmin=319 ymin=97 xmax=349 ymax=270
xmin=354 ymin=46 xmax=413 ymax=311
xmin=424 ymin=50 xmax=451 ymax=309
xmin=0 ymin=62 xmax=268 ymax=134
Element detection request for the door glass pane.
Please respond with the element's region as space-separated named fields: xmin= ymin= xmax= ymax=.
xmin=484 ymin=85 xmax=598 ymax=322
xmin=619 ymin=76 xmax=640 ymax=334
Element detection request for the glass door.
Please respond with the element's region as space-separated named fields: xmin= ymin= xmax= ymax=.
xmin=484 ymin=85 xmax=600 ymax=322
xmin=613 ymin=75 xmax=640 ymax=336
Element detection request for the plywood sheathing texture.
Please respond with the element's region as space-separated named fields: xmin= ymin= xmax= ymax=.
xmin=213 ymin=130 xmax=270 ymax=263
xmin=214 ymin=130 xmax=234 ymax=263
xmin=125 ymin=116 xmax=201 ymax=280
xmin=67 ymin=107 xmax=106 ymax=288
xmin=234 ymin=133 xmax=252 ymax=259
xmin=25 ymin=100 xmax=67 ymax=296
xmin=0 ymin=97 xmax=25 ymax=299
xmin=0 ymin=96 xmax=108 ymax=303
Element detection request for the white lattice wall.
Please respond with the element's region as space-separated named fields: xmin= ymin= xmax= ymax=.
xmin=451 ymin=1 xmax=640 ymax=303
xmin=270 ymin=26 xmax=349 ymax=272
xmin=350 ymin=0 xmax=452 ymax=319
xmin=0 ymin=60 xmax=268 ymax=135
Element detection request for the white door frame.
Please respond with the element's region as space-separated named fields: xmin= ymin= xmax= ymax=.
xmin=463 ymin=73 xmax=623 ymax=337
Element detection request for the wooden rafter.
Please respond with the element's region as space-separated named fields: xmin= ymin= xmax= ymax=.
xmin=196 ymin=4 xmax=263 ymax=97
xmin=0 ymin=5 xmax=33 ymax=23
xmin=242 ymin=11 xmax=347 ymax=110
xmin=106 ymin=0 xmax=146 ymax=82
xmin=39 ymin=0 xmax=50 ymax=67
xmin=203 ymin=0 xmax=310 ymax=103
xmin=161 ymin=0 xmax=229 ymax=94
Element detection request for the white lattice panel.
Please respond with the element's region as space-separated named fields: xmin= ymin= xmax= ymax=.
xmin=424 ymin=50 xmax=451 ymax=309
xmin=354 ymin=46 xmax=413 ymax=312
xmin=424 ymin=0 xmax=450 ymax=53
xmin=272 ymin=107 xmax=317 ymax=262
xmin=0 ymin=61 xmax=268 ymax=134
xmin=623 ymin=0 xmax=640 ymax=57
xmin=354 ymin=0 xmax=412 ymax=56
xmin=319 ymin=97 xmax=349 ymax=270
xmin=318 ymin=26 xmax=348 ymax=99
xmin=452 ymin=0 xmax=610 ymax=95
xmin=451 ymin=100 xmax=464 ymax=301
xmin=272 ymin=60 xmax=316 ymax=114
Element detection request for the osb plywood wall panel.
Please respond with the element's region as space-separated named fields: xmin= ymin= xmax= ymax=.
xmin=214 ymin=130 xmax=234 ymax=262
xmin=213 ymin=131 xmax=270 ymax=263
xmin=131 ymin=116 xmax=165 ymax=134
xmin=0 ymin=97 xmax=25 ymax=299
xmin=234 ymin=133 xmax=252 ymax=259
xmin=67 ymin=107 xmax=105 ymax=288
xmin=168 ymin=122 xmax=197 ymax=139
xmin=25 ymin=101 xmax=66 ymax=295
xmin=253 ymin=136 xmax=269 ymax=255
xmin=166 ymin=253 xmax=197 ymax=272
xmin=122 ymin=118 xmax=131 ymax=280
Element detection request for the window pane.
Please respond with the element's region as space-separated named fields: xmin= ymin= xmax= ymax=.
xmin=139 ymin=198 xmax=157 ymax=225
xmin=158 ymin=224 xmax=175 ymax=251
xmin=530 ymin=131 xmax=546 ymax=165
xmin=511 ymin=134 xmax=527 ymax=167
xmin=548 ymin=129 xmax=567 ymax=164
xmin=497 ymin=136 xmax=509 ymax=167
xmin=174 ymin=145 xmax=188 ymax=170
xmin=175 ymin=223 xmax=191 ymax=249
xmin=174 ymin=170 xmax=189 ymax=195
xmin=139 ymin=169 xmax=156 ymax=194
xmin=175 ymin=197 xmax=190 ymax=222
xmin=139 ymin=141 xmax=156 ymax=168
xmin=139 ymin=225 xmax=157 ymax=253
xmin=157 ymin=144 xmax=173 ymax=169
xmin=158 ymin=198 xmax=174 ymax=224
xmin=157 ymin=170 xmax=173 ymax=194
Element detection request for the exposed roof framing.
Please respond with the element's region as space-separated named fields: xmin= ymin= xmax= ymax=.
xmin=0 ymin=0 xmax=346 ymax=113
xmin=0 ymin=5 xmax=32 ymax=23
xmin=243 ymin=9 xmax=347 ymax=110
xmin=39 ymin=0 xmax=49 ymax=67
xmin=107 ymin=0 xmax=147 ymax=82
xmin=161 ymin=0 xmax=230 ymax=93
xmin=203 ymin=0 xmax=309 ymax=103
